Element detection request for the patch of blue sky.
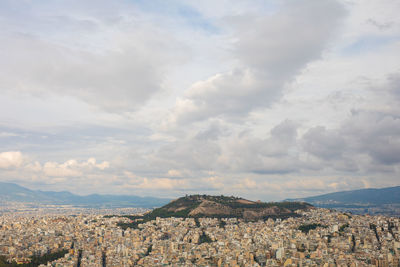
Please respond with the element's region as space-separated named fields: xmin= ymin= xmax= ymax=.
xmin=253 ymin=0 xmax=281 ymax=15
xmin=341 ymin=35 xmax=400 ymax=56
xmin=130 ymin=0 xmax=178 ymax=14
xmin=177 ymin=5 xmax=219 ymax=33
xmin=130 ymin=0 xmax=218 ymax=33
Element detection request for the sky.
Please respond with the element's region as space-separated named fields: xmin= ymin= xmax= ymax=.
xmin=0 ymin=0 xmax=400 ymax=201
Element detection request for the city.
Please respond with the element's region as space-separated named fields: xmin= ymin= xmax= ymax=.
xmin=0 ymin=203 xmax=399 ymax=266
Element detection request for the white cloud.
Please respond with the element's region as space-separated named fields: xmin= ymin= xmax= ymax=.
xmin=0 ymin=132 xmax=21 ymax=138
xmin=0 ymin=151 xmax=23 ymax=169
xmin=167 ymin=169 xmax=183 ymax=177
xmin=202 ymin=176 xmax=225 ymax=189
xmin=25 ymin=161 xmax=42 ymax=172
xmin=125 ymin=177 xmax=189 ymax=190
xmin=168 ymin=0 xmax=345 ymax=124
xmin=41 ymin=158 xmax=110 ymax=177
xmin=43 ymin=161 xmax=83 ymax=177
xmin=84 ymin=158 xmax=110 ymax=170
xmin=170 ymin=69 xmax=279 ymax=124
xmin=0 ymin=152 xmax=110 ymax=185
xmin=234 ymin=178 xmax=257 ymax=190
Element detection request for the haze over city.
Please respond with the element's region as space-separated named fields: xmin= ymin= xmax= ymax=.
xmin=1 ymin=0 xmax=400 ymax=201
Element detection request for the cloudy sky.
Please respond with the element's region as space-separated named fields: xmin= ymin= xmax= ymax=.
xmin=1 ymin=0 xmax=399 ymax=201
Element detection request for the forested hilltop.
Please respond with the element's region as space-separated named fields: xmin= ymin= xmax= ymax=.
xmin=114 ymin=195 xmax=313 ymax=229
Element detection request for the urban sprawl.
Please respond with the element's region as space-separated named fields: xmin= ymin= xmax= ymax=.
xmin=0 ymin=206 xmax=399 ymax=266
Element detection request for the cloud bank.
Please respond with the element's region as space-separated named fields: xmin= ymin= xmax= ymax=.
xmin=1 ymin=0 xmax=400 ymax=200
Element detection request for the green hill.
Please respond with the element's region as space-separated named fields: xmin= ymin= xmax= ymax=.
xmin=116 ymin=195 xmax=313 ymax=229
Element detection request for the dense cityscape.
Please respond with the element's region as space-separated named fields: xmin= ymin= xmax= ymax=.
xmin=1 ymin=203 xmax=399 ymax=266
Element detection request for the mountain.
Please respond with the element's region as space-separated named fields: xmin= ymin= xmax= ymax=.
xmin=153 ymin=195 xmax=312 ymax=219
xmin=0 ymin=182 xmax=55 ymax=203
xmin=286 ymin=186 xmax=400 ymax=216
xmin=287 ymin=186 xmax=400 ymax=205
xmin=0 ymin=182 xmax=170 ymax=208
xmin=118 ymin=195 xmax=313 ymax=228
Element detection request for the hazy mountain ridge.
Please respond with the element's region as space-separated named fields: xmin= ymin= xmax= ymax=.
xmin=0 ymin=182 xmax=170 ymax=208
xmin=287 ymin=186 xmax=400 ymax=205
xmin=286 ymin=186 xmax=400 ymax=216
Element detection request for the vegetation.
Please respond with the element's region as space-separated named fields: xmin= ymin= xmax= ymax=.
xmin=339 ymin=223 xmax=349 ymax=232
xmin=351 ymin=234 xmax=356 ymax=252
xmin=219 ymin=219 xmax=226 ymax=229
xmin=104 ymin=214 xmax=142 ymax=220
xmin=159 ymin=195 xmax=311 ymax=213
xmin=117 ymin=221 xmax=140 ymax=230
xmin=297 ymin=243 xmax=306 ymax=252
xmin=76 ymin=249 xmax=82 ymax=267
xmin=194 ymin=218 xmax=200 ymax=227
xmin=114 ymin=195 xmax=312 ymax=230
xmin=198 ymin=232 xmax=213 ymax=244
xmin=145 ymin=245 xmax=152 ymax=256
xmin=370 ymin=223 xmax=381 ymax=248
xmin=0 ymin=250 xmax=68 ymax=267
xmin=298 ymin=223 xmax=327 ymax=233
xmin=0 ymin=256 xmax=13 ymax=267
xmin=388 ymin=220 xmax=397 ymax=241
xmin=325 ymin=234 xmax=332 ymax=243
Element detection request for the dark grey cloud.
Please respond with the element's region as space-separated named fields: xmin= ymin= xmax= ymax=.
xmin=296 ymin=72 xmax=400 ymax=172
xmin=150 ymin=120 xmax=299 ymax=175
xmin=302 ymin=126 xmax=346 ymax=160
xmin=386 ymin=73 xmax=400 ymax=101
xmin=300 ymin=109 xmax=400 ymax=173
xmin=233 ymin=0 xmax=345 ymax=78
xmin=224 ymin=120 xmax=299 ymax=174
xmin=342 ymin=111 xmax=400 ymax=165
xmin=366 ymin=19 xmax=394 ymax=31
xmin=195 ymin=121 xmax=228 ymax=141
xmin=270 ymin=119 xmax=298 ymax=145
xmin=153 ymin=134 xmax=221 ymax=172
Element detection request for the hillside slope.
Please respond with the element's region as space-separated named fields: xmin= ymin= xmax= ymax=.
xmin=118 ymin=195 xmax=313 ymax=229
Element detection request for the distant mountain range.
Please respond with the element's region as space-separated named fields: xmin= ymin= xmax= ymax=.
xmin=286 ymin=185 xmax=400 ymax=216
xmin=0 ymin=182 xmax=170 ymax=208
xmin=2 ymin=182 xmax=399 ymax=214
xmin=287 ymin=186 xmax=400 ymax=205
